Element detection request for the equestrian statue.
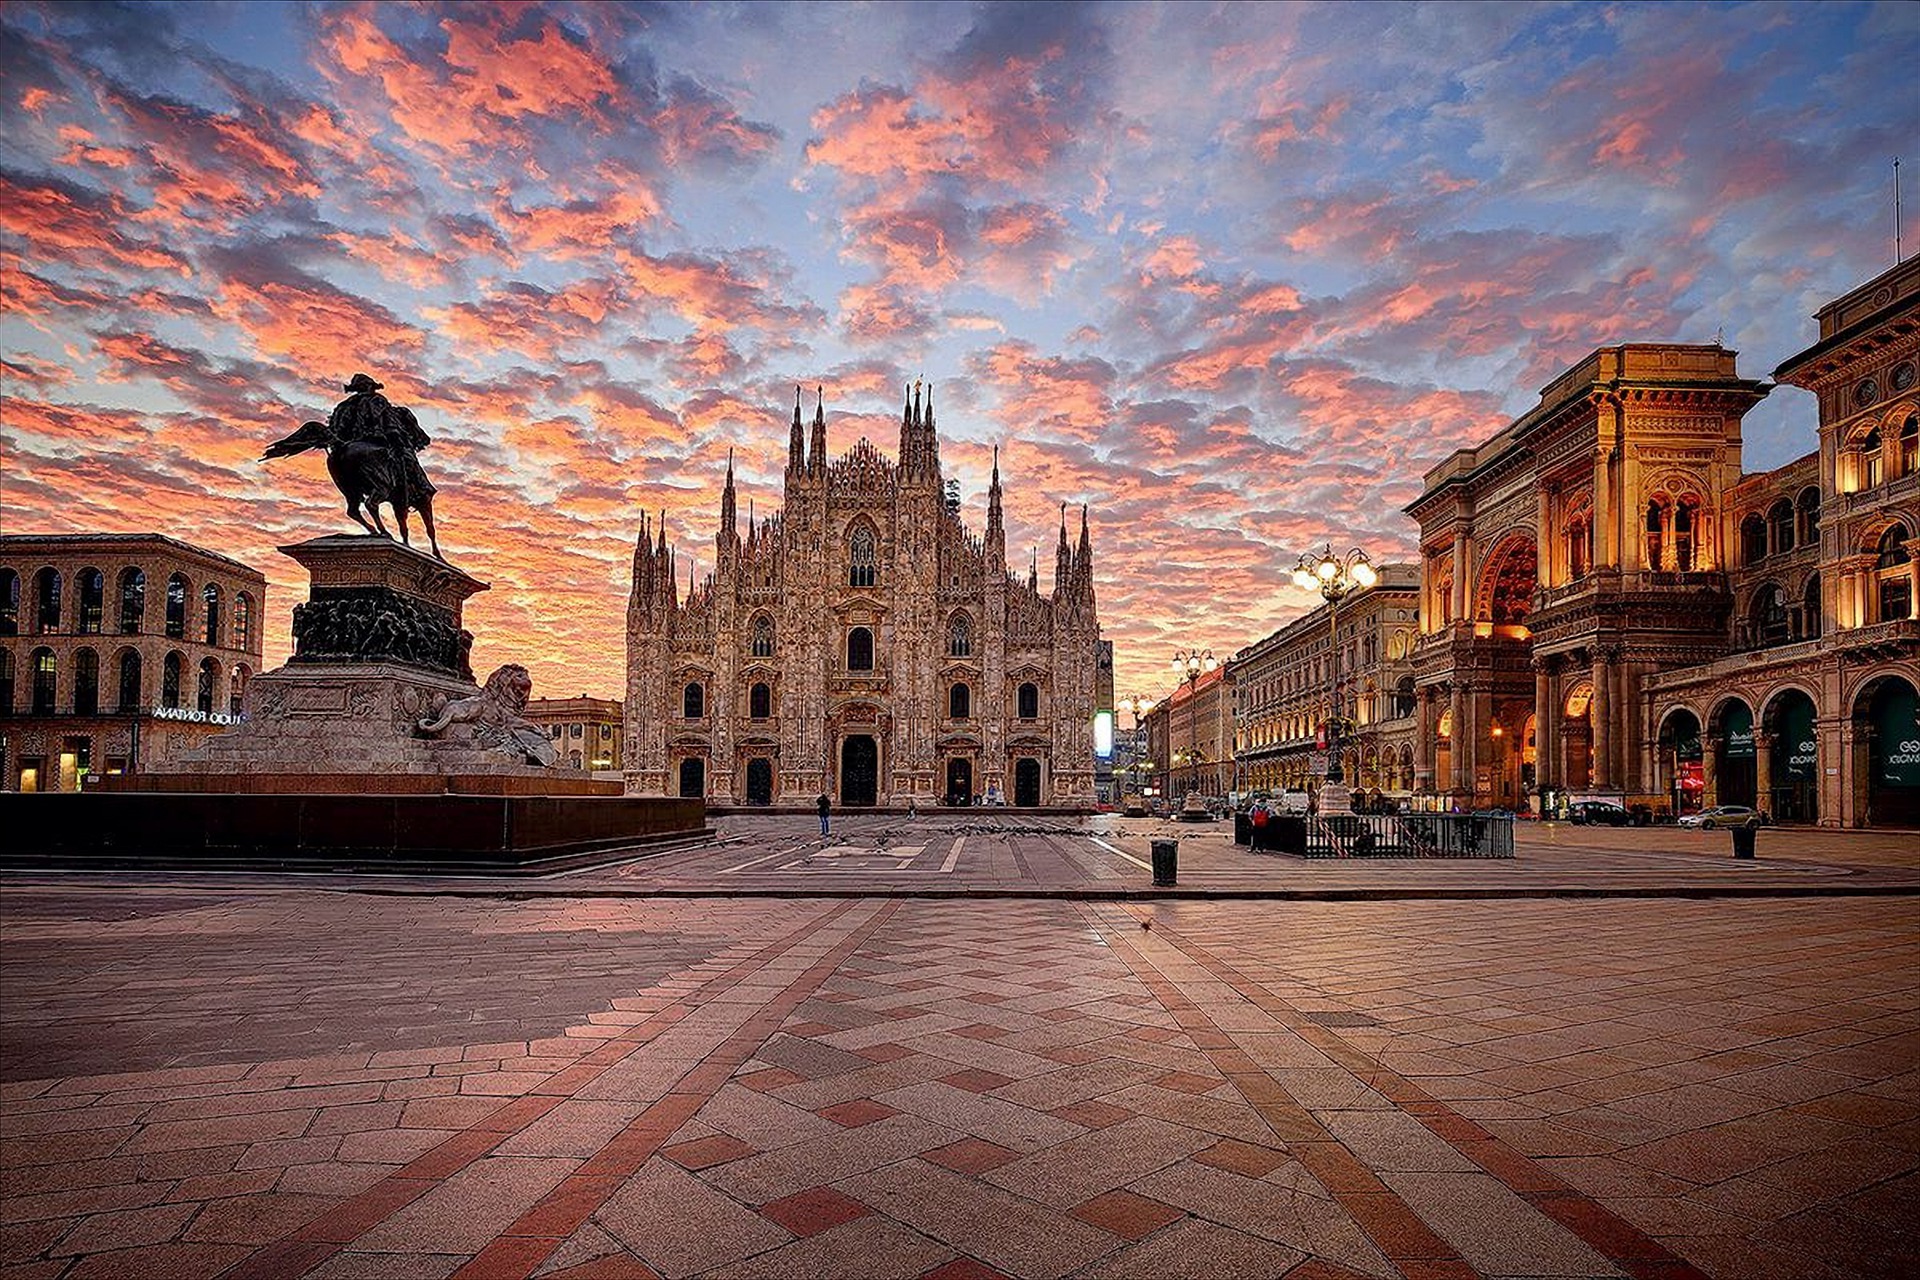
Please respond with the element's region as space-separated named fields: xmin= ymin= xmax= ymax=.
xmin=263 ymin=373 xmax=443 ymax=559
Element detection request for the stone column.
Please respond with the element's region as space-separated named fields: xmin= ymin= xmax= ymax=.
xmin=1536 ymin=487 xmax=1555 ymax=588
xmin=1414 ymin=688 xmax=1433 ymax=791
xmin=1449 ymin=683 xmax=1466 ymax=795
xmin=1533 ymin=662 xmax=1552 ymax=798
xmin=1754 ymin=730 xmax=1774 ymax=820
xmin=1590 ymin=652 xmax=1613 ymax=790
xmin=1451 ymin=533 xmax=1470 ymax=623
xmin=1701 ymin=734 xmax=1719 ymax=807
xmin=1615 ymin=658 xmax=1635 ymax=793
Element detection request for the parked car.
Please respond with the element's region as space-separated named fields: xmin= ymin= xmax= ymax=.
xmin=1678 ymin=805 xmax=1762 ymax=830
xmin=1568 ymin=800 xmax=1632 ymax=827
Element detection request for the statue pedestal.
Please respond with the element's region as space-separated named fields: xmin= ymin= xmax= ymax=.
xmin=141 ymin=536 xmax=599 ymax=789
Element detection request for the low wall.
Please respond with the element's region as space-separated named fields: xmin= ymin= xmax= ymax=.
xmin=1 ymin=793 xmax=706 ymax=874
xmin=94 ymin=772 xmax=623 ymax=796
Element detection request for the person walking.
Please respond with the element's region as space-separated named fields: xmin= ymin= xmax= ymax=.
xmin=816 ymin=792 xmax=831 ymax=837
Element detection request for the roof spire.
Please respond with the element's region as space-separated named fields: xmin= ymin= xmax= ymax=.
xmin=809 ymin=385 xmax=827 ymax=476
xmin=788 ymin=385 xmax=805 ymax=476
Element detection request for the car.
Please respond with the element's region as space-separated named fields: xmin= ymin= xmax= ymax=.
xmin=1568 ymin=800 xmax=1632 ymax=827
xmin=1679 ymin=805 xmax=1762 ymax=830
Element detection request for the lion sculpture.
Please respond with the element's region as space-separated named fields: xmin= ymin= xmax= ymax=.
xmin=417 ymin=664 xmax=557 ymax=766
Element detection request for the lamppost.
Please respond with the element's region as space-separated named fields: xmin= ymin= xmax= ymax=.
xmin=1115 ymin=695 xmax=1156 ymax=799
xmin=1291 ymin=545 xmax=1377 ymax=815
xmin=1169 ymin=649 xmax=1215 ymax=798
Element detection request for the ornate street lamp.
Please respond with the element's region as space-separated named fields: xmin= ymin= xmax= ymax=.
xmin=1168 ymin=650 xmax=1216 ymax=799
xmin=1291 ymin=545 xmax=1377 ymax=815
xmin=1115 ymin=695 xmax=1156 ymax=799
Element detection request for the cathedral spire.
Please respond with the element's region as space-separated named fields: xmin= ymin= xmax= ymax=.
xmin=899 ymin=381 xmax=916 ymax=477
xmin=720 ymin=448 xmax=737 ymax=537
xmin=808 ymin=385 xmax=826 ymax=477
xmin=985 ymin=445 xmax=1005 ymax=566
xmin=788 ymin=385 xmax=805 ymax=477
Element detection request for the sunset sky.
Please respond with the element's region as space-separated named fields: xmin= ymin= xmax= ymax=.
xmin=3 ymin=1 xmax=1915 ymax=703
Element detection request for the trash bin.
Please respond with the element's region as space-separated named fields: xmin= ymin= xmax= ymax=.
xmin=1731 ymin=825 xmax=1757 ymax=859
xmin=1150 ymin=838 xmax=1178 ymax=886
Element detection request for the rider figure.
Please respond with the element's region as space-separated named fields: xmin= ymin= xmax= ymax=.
xmin=332 ymin=372 xmax=434 ymax=509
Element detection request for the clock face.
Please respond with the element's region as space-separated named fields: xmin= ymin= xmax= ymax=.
xmin=1855 ymin=378 xmax=1880 ymax=408
xmin=1893 ymin=362 xmax=1917 ymax=393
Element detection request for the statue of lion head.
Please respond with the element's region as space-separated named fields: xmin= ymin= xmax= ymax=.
xmin=481 ymin=663 xmax=533 ymax=711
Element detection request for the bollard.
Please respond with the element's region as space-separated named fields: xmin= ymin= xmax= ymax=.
xmin=1731 ymin=825 xmax=1757 ymax=859
xmin=1150 ymin=838 xmax=1178 ymax=886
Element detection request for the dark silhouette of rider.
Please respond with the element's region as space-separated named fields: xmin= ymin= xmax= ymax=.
xmin=332 ymin=373 xmax=434 ymax=507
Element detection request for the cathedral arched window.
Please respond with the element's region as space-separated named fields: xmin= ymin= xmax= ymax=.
xmin=948 ymin=613 xmax=972 ymax=657
xmin=749 ymin=682 xmax=771 ymax=720
xmin=848 ymin=524 xmax=877 ymax=588
xmin=847 ymin=627 xmax=874 ymax=671
xmin=682 ymin=682 xmax=705 ymax=719
xmin=1017 ymin=681 xmax=1039 ymax=720
xmin=948 ymin=683 xmax=971 ymax=720
xmin=750 ymin=615 xmax=774 ymax=658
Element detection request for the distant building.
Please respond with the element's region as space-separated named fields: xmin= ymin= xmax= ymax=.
xmin=524 ymin=696 xmax=624 ymax=772
xmin=1230 ymin=564 xmax=1420 ymax=799
xmin=0 ymin=533 xmax=267 ymax=791
xmin=1144 ymin=665 xmax=1232 ymax=799
xmin=625 ymin=385 xmax=1102 ymax=808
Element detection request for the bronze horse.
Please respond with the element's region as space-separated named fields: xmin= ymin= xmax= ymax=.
xmin=263 ymin=413 xmax=443 ymax=559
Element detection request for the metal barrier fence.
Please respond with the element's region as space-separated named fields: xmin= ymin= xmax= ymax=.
xmin=1242 ymin=811 xmax=1515 ymax=859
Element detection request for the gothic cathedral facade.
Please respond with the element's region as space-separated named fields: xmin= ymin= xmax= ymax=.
xmin=624 ymin=385 xmax=1101 ymax=809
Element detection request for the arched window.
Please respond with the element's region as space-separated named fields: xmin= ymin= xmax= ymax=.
xmin=73 ymin=648 xmax=99 ymax=715
xmin=77 ymin=568 xmax=104 ymax=634
xmin=1877 ymin=525 xmax=1912 ymax=622
xmin=1018 ymin=681 xmax=1039 ymax=720
xmin=1860 ymin=427 xmax=1884 ymax=489
xmin=203 ymin=584 xmax=223 ymax=646
xmin=1802 ymin=573 xmax=1823 ymax=641
xmin=1674 ymin=499 xmax=1698 ymax=572
xmin=118 ymin=568 xmax=146 ymax=634
xmin=162 ymin=651 xmax=184 ymax=709
xmin=0 ymin=567 xmax=16 ymax=635
xmin=197 ymin=658 xmax=219 ymax=713
xmin=1565 ymin=515 xmax=1590 ymax=580
xmin=229 ymin=664 xmax=250 ymax=715
xmin=750 ymin=615 xmax=774 ymax=658
xmin=1796 ymin=488 xmax=1821 ymax=547
xmin=0 ymin=648 xmax=13 ymax=715
xmin=948 ymin=614 xmax=972 ymax=657
xmin=682 ymin=682 xmax=705 ymax=719
xmin=949 ymin=683 xmax=971 ymax=720
xmin=117 ymin=650 xmax=141 ymax=712
xmin=1740 ymin=514 xmax=1768 ymax=565
xmin=848 ymin=524 xmax=877 ymax=588
xmin=847 ymin=626 xmax=874 ymax=671
xmin=31 ymin=647 xmax=56 ymax=714
xmin=234 ymin=592 xmax=254 ymax=652
xmin=33 ymin=568 xmax=61 ymax=634
xmin=749 ymin=682 xmax=771 ymax=720
xmin=1751 ymin=585 xmax=1789 ymax=647
xmin=1392 ymin=676 xmax=1416 ymax=720
xmin=570 ymin=751 xmax=582 ymax=769
xmin=1902 ymin=414 xmax=1919 ymax=478
xmin=165 ymin=574 xmax=189 ymax=638
xmin=1644 ymin=501 xmax=1665 ymax=570
xmin=1768 ymin=498 xmax=1795 ymax=556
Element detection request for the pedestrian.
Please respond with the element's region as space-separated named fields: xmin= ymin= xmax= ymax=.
xmin=816 ymin=792 xmax=831 ymax=836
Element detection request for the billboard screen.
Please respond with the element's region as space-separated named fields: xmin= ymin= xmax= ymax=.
xmin=1093 ymin=710 xmax=1114 ymax=759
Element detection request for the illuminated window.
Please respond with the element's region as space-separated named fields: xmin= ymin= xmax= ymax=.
xmin=165 ymin=574 xmax=189 ymax=639
xmin=1861 ymin=428 xmax=1884 ymax=489
xmin=77 ymin=568 xmax=104 ymax=634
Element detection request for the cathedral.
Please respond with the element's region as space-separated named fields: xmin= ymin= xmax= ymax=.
xmin=624 ymin=384 xmax=1102 ymax=808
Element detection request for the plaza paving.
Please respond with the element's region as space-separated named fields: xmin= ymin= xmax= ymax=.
xmin=2 ymin=818 xmax=1917 ymax=1279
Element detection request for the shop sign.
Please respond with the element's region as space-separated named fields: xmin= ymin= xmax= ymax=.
xmin=150 ymin=707 xmax=247 ymax=727
xmin=1874 ymin=683 xmax=1920 ymax=788
xmin=1782 ymin=699 xmax=1817 ymax=781
xmin=1723 ymin=704 xmax=1754 ymax=759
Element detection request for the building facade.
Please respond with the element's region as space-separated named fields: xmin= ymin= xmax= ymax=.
xmin=1393 ymin=259 xmax=1918 ymax=825
xmin=0 ymin=533 xmax=267 ymax=791
xmin=1144 ymin=665 xmax=1233 ymax=799
xmin=625 ymin=386 xmax=1102 ymax=808
xmin=1646 ymin=258 xmax=1920 ymax=827
xmin=1231 ymin=563 xmax=1420 ymax=800
xmin=524 ymin=696 xmax=624 ymax=772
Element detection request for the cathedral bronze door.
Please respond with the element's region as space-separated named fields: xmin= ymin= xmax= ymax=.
xmin=841 ymin=735 xmax=878 ymax=806
xmin=745 ymin=758 xmax=773 ymax=805
xmin=1014 ymin=757 xmax=1041 ymax=807
xmin=945 ymin=757 xmax=972 ymax=806
xmin=678 ymin=757 xmax=705 ymax=798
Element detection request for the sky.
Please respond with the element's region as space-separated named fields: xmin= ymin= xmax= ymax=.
xmin=3 ymin=1 xmax=1916 ymax=705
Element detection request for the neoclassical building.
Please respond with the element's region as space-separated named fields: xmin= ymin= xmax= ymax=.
xmin=1402 ymin=257 xmax=1919 ymax=825
xmin=0 ymin=533 xmax=267 ymax=791
xmin=625 ymin=386 xmax=1102 ymax=808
